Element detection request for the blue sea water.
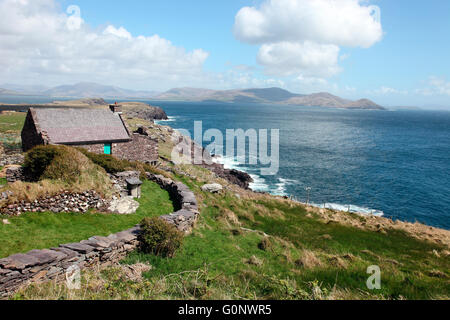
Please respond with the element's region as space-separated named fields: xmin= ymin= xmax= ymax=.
xmin=150 ymin=101 xmax=450 ymax=230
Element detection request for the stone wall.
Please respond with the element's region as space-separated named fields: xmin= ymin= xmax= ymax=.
xmin=146 ymin=173 xmax=199 ymax=234
xmin=0 ymin=190 xmax=108 ymax=216
xmin=0 ymin=153 xmax=24 ymax=167
xmin=0 ymin=173 xmax=199 ymax=297
xmin=0 ymin=226 xmax=140 ymax=297
xmin=113 ymin=134 xmax=158 ymax=165
xmin=109 ymin=171 xmax=140 ymax=198
xmin=78 ymin=143 xmax=104 ymax=155
xmin=78 ymin=134 xmax=158 ymax=164
xmin=5 ymin=167 xmax=27 ymax=184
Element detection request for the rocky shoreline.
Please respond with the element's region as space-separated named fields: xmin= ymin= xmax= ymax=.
xmin=202 ymin=163 xmax=253 ymax=190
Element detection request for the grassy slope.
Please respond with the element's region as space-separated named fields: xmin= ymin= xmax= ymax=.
xmin=0 ymin=112 xmax=25 ymax=150
xmin=121 ymin=173 xmax=449 ymax=300
xmin=0 ymin=181 xmax=173 ymax=258
xmin=0 ymin=112 xmax=26 ymax=133
xmin=3 ymin=118 xmax=448 ymax=300
xmin=17 ymin=167 xmax=449 ymax=300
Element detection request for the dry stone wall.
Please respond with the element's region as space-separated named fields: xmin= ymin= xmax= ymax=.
xmin=1 ymin=190 xmax=108 ymax=216
xmin=0 ymin=173 xmax=199 ymax=297
xmin=146 ymin=173 xmax=200 ymax=234
xmin=78 ymin=134 xmax=158 ymax=164
xmin=0 ymin=153 xmax=24 ymax=167
xmin=0 ymin=226 xmax=140 ymax=297
xmin=5 ymin=166 xmax=28 ymax=184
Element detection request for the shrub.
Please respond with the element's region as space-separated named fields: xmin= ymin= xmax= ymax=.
xmin=138 ymin=217 xmax=184 ymax=258
xmin=17 ymin=145 xmax=113 ymax=201
xmin=24 ymin=145 xmax=62 ymax=180
xmin=77 ymin=148 xmax=131 ymax=173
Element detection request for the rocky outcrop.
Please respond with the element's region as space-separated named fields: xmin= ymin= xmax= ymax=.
xmin=223 ymin=169 xmax=253 ymax=190
xmin=0 ymin=190 xmax=108 ymax=216
xmin=108 ymin=197 xmax=140 ymax=215
xmin=201 ymin=183 xmax=223 ymax=194
xmin=123 ymin=105 xmax=168 ymax=121
xmin=203 ymin=163 xmax=253 ymax=189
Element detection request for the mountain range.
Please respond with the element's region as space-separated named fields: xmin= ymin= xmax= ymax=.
xmin=0 ymin=82 xmax=384 ymax=110
xmin=157 ymin=87 xmax=384 ymax=109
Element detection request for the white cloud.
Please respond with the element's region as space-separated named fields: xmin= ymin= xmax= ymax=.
xmin=372 ymin=86 xmax=408 ymax=95
xmin=103 ymin=26 xmax=132 ymax=40
xmin=415 ymin=77 xmax=450 ymax=96
xmin=234 ymin=0 xmax=382 ymax=47
xmin=0 ymin=0 xmax=209 ymax=90
xmin=257 ymin=41 xmax=341 ymax=77
xmin=234 ymin=0 xmax=383 ymax=78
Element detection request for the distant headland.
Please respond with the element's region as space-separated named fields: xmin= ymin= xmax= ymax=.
xmin=0 ymin=82 xmax=384 ymax=110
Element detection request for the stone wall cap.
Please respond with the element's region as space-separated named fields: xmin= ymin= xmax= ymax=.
xmin=0 ymin=253 xmax=40 ymax=270
xmin=26 ymin=249 xmax=66 ymax=265
xmin=126 ymin=178 xmax=143 ymax=186
xmin=60 ymin=243 xmax=95 ymax=254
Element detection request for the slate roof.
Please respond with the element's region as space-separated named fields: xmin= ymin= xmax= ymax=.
xmin=31 ymin=108 xmax=131 ymax=144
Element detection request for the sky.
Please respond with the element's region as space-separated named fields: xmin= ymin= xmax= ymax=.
xmin=0 ymin=0 xmax=449 ymax=108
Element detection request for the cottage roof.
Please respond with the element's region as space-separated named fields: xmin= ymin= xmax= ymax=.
xmin=30 ymin=108 xmax=130 ymax=144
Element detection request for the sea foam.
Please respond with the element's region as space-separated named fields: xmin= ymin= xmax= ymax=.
xmin=309 ymin=202 xmax=384 ymax=217
xmin=155 ymin=116 xmax=179 ymax=124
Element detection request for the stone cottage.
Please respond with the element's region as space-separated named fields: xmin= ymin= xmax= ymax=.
xmin=21 ymin=104 xmax=158 ymax=165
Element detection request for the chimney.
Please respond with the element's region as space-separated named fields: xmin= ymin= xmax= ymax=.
xmin=109 ymin=102 xmax=122 ymax=114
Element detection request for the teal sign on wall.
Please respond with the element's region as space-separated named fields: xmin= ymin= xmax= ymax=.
xmin=104 ymin=143 xmax=112 ymax=155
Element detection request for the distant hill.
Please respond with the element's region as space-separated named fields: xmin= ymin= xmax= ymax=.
xmin=0 ymin=82 xmax=384 ymax=110
xmin=0 ymin=88 xmax=23 ymax=96
xmin=0 ymin=84 xmax=49 ymax=95
xmin=155 ymin=87 xmax=384 ymax=110
xmin=43 ymin=82 xmax=159 ymax=99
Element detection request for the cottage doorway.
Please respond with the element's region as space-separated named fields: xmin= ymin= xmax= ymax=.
xmin=104 ymin=143 xmax=112 ymax=155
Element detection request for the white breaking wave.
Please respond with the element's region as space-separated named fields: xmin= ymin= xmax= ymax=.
xmin=273 ymin=178 xmax=299 ymax=196
xmin=309 ymin=202 xmax=384 ymax=217
xmin=249 ymin=175 xmax=270 ymax=193
xmin=155 ymin=116 xmax=179 ymax=124
xmin=212 ymin=155 xmax=247 ymax=171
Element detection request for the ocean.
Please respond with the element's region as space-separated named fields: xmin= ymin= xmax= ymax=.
xmin=151 ymin=101 xmax=450 ymax=230
xmin=1 ymin=97 xmax=449 ymax=229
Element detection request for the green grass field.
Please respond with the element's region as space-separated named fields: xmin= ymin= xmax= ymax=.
xmin=0 ymin=112 xmax=26 ymax=133
xmin=0 ymin=181 xmax=174 ymax=258
xmin=0 ymin=112 xmax=25 ymax=150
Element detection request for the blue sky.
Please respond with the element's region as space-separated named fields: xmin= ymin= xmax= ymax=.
xmin=1 ymin=0 xmax=450 ymax=108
